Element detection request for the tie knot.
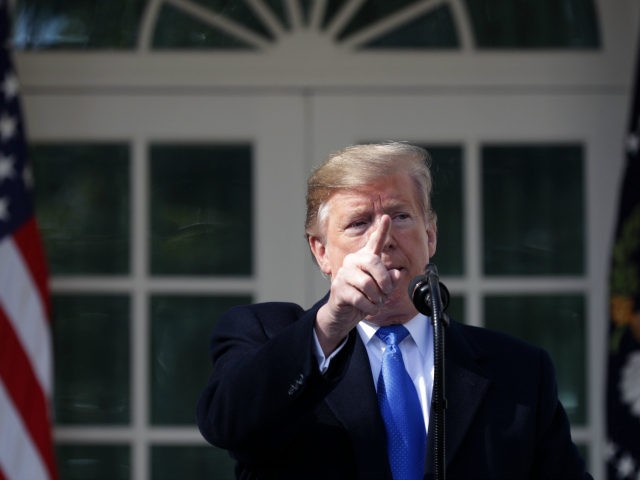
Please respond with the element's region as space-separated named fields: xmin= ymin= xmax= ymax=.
xmin=376 ymin=325 xmax=410 ymax=346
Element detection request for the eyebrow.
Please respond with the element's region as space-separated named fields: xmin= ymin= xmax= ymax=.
xmin=343 ymin=198 xmax=412 ymax=218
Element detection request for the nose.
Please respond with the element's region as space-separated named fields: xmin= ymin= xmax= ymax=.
xmin=379 ymin=215 xmax=395 ymax=251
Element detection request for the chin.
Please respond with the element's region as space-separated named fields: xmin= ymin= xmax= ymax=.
xmin=367 ymin=297 xmax=417 ymax=325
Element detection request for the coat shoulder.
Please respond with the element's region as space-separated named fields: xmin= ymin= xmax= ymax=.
xmin=213 ymin=300 xmax=323 ymax=341
xmin=449 ymin=319 xmax=543 ymax=361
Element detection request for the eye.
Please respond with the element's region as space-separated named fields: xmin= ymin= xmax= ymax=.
xmin=393 ymin=212 xmax=412 ymax=222
xmin=344 ymin=216 xmax=371 ymax=232
xmin=346 ymin=219 xmax=369 ymax=230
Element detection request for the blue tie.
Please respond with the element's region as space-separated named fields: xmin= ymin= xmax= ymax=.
xmin=376 ymin=325 xmax=427 ymax=480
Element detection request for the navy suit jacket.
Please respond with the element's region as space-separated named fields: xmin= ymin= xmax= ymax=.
xmin=197 ymin=298 xmax=591 ymax=479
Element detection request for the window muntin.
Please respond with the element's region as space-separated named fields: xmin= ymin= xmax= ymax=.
xmin=12 ymin=0 xmax=600 ymax=50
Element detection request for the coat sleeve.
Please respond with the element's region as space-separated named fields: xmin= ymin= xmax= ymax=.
xmin=196 ymin=301 xmax=355 ymax=456
xmin=532 ymin=348 xmax=592 ymax=480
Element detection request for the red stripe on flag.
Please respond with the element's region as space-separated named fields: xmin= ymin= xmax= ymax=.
xmin=0 ymin=307 xmax=57 ymax=480
xmin=12 ymin=218 xmax=51 ymax=318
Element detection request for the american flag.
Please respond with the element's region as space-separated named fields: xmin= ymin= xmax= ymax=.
xmin=0 ymin=2 xmax=58 ymax=479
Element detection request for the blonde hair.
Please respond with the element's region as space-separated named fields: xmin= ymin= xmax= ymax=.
xmin=305 ymin=142 xmax=436 ymax=238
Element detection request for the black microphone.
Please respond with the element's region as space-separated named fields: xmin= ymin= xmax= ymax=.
xmin=408 ymin=263 xmax=450 ymax=319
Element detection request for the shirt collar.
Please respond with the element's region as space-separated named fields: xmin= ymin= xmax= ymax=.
xmin=358 ymin=313 xmax=432 ymax=358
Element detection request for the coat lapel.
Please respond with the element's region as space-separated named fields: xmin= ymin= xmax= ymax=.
xmin=325 ymin=334 xmax=391 ymax=479
xmin=438 ymin=321 xmax=490 ymax=470
xmin=322 ymin=315 xmax=490 ymax=479
xmin=444 ymin=360 xmax=490 ymax=466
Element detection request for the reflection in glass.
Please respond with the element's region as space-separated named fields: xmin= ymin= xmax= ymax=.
xmin=150 ymin=295 xmax=251 ymax=425
xmin=32 ymin=143 xmax=130 ymax=275
xmin=57 ymin=444 xmax=130 ymax=480
xmin=12 ymin=0 xmax=145 ymax=49
xmin=482 ymin=144 xmax=584 ymax=276
xmin=52 ymin=294 xmax=130 ymax=425
xmin=484 ymin=294 xmax=586 ymax=424
xmin=150 ymin=144 xmax=252 ymax=276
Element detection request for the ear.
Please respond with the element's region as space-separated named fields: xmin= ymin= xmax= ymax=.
xmin=308 ymin=235 xmax=332 ymax=276
xmin=426 ymin=221 xmax=437 ymax=259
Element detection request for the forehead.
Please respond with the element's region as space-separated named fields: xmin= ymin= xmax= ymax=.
xmin=327 ymin=174 xmax=420 ymax=214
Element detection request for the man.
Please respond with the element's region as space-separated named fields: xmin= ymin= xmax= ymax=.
xmin=197 ymin=142 xmax=591 ymax=479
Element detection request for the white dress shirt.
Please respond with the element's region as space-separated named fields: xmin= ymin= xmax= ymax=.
xmin=313 ymin=313 xmax=433 ymax=436
xmin=357 ymin=314 xmax=433 ymax=436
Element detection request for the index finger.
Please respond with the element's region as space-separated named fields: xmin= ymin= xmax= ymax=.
xmin=365 ymin=215 xmax=391 ymax=256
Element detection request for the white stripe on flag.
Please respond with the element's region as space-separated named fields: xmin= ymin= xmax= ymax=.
xmin=0 ymin=235 xmax=52 ymax=396
xmin=0 ymin=380 xmax=50 ymax=480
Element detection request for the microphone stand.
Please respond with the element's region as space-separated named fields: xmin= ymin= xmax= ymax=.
xmin=409 ymin=263 xmax=450 ymax=480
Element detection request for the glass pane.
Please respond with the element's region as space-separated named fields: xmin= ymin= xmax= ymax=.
xmin=447 ymin=294 xmax=465 ymax=325
xmin=360 ymin=5 xmax=458 ymax=49
xmin=263 ymin=0 xmax=288 ymax=30
xmin=151 ymin=445 xmax=234 ymax=480
xmin=325 ymin=0 xmax=458 ymax=48
xmin=153 ymin=4 xmax=257 ymax=50
xmin=322 ymin=0 xmax=344 ymax=29
xmin=300 ymin=0 xmax=313 ymax=24
xmin=12 ymin=0 xmax=145 ymax=49
xmin=57 ymin=444 xmax=130 ymax=480
xmin=484 ymin=294 xmax=586 ymax=424
xmin=52 ymin=294 xmax=130 ymax=425
xmin=464 ymin=0 xmax=600 ymax=48
xmin=32 ymin=143 xmax=130 ymax=275
xmin=150 ymin=144 xmax=253 ymax=276
xmin=425 ymin=145 xmax=464 ymax=276
xmin=341 ymin=0 xmax=426 ymax=32
xmin=150 ymin=295 xmax=251 ymax=425
xmin=482 ymin=145 xmax=584 ymax=276
xmin=194 ymin=0 xmax=275 ymax=37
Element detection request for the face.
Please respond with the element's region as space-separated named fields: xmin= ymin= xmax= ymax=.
xmin=309 ymin=173 xmax=437 ymax=324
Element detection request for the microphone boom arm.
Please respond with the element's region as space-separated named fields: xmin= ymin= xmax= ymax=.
xmin=408 ymin=263 xmax=448 ymax=480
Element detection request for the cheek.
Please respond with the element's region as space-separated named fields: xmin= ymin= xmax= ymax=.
xmin=323 ymin=244 xmax=349 ymax=274
xmin=409 ymin=236 xmax=432 ymax=268
xmin=331 ymin=235 xmax=365 ymax=256
xmin=420 ymin=229 xmax=435 ymax=258
xmin=412 ymin=228 xmax=431 ymax=250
